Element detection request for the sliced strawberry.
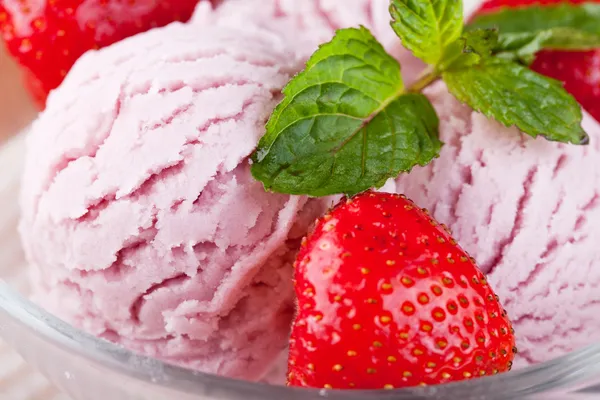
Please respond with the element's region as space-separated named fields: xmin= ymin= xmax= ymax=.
xmin=287 ymin=192 xmax=516 ymax=390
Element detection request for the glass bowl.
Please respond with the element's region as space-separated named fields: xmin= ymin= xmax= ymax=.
xmin=2 ymin=134 xmax=600 ymax=400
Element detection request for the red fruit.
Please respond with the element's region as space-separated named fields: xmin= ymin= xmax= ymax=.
xmin=287 ymin=192 xmax=516 ymax=390
xmin=476 ymin=0 xmax=600 ymax=123
xmin=0 ymin=0 xmax=212 ymax=108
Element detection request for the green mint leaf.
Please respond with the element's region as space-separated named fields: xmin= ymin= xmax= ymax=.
xmin=437 ymin=28 xmax=498 ymax=71
xmin=251 ymin=27 xmax=442 ymax=197
xmin=468 ymin=3 xmax=600 ymax=62
xmin=442 ymin=58 xmax=588 ymax=145
xmin=390 ymin=0 xmax=464 ymax=65
xmin=495 ymin=29 xmax=600 ymax=64
xmin=468 ymin=3 xmax=600 ymax=35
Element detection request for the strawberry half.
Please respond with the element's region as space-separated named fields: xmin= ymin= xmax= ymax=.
xmin=287 ymin=192 xmax=516 ymax=390
xmin=0 ymin=0 xmax=213 ymax=108
xmin=476 ymin=0 xmax=600 ymax=123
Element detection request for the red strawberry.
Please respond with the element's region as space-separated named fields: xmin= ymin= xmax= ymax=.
xmin=287 ymin=192 xmax=516 ymax=390
xmin=476 ymin=0 xmax=600 ymax=123
xmin=0 ymin=0 xmax=213 ymax=108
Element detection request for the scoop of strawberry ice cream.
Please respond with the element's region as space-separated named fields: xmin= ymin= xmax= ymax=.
xmin=391 ymin=82 xmax=600 ymax=367
xmin=18 ymin=22 xmax=325 ymax=382
xmin=192 ymin=0 xmax=426 ymax=84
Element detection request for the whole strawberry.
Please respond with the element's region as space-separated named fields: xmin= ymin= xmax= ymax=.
xmin=0 ymin=0 xmax=212 ymax=107
xmin=476 ymin=0 xmax=600 ymax=123
xmin=287 ymin=192 xmax=516 ymax=390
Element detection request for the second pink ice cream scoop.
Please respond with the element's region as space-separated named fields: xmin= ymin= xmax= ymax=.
xmin=392 ymin=82 xmax=600 ymax=367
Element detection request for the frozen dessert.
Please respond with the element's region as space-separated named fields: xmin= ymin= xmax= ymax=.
xmin=192 ymin=0 xmax=426 ymax=84
xmin=17 ymin=0 xmax=421 ymax=383
xmin=392 ymin=81 xmax=600 ymax=367
xmin=14 ymin=0 xmax=600 ymax=391
xmin=192 ymin=0 xmax=399 ymax=54
xmin=18 ymin=22 xmax=317 ymax=382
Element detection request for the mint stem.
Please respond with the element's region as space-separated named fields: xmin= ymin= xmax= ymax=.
xmin=407 ymin=68 xmax=440 ymax=93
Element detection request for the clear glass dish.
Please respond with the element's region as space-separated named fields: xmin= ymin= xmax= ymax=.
xmin=1 ymin=133 xmax=600 ymax=400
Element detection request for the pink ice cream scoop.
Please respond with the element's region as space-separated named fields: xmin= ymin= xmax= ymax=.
xmin=391 ymin=82 xmax=600 ymax=367
xmin=192 ymin=0 xmax=426 ymax=84
xmin=18 ymin=0 xmax=421 ymax=383
xmin=18 ymin=22 xmax=324 ymax=382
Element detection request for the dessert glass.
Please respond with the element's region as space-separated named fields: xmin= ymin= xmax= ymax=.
xmin=1 ymin=133 xmax=600 ymax=400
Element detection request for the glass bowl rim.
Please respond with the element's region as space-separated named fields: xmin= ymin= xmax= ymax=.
xmin=1 ymin=281 xmax=600 ymax=399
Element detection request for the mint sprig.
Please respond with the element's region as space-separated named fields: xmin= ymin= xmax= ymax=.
xmin=252 ymin=0 xmax=597 ymax=197
xmin=389 ymin=0 xmax=589 ymax=144
xmin=251 ymin=28 xmax=441 ymax=197
xmin=468 ymin=3 xmax=600 ymax=63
